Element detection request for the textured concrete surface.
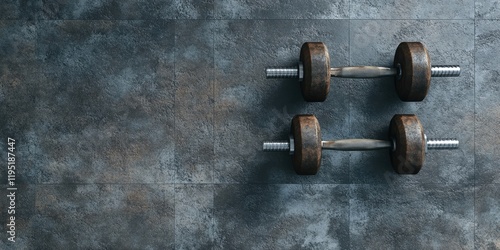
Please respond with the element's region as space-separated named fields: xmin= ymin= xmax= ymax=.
xmin=1 ymin=1 xmax=499 ymax=249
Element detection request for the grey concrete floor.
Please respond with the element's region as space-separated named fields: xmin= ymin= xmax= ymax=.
xmin=0 ymin=0 xmax=499 ymax=249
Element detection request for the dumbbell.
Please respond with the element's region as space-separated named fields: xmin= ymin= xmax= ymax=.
xmin=262 ymin=114 xmax=458 ymax=175
xmin=266 ymin=42 xmax=460 ymax=102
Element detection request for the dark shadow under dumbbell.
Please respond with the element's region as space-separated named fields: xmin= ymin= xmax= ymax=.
xmin=266 ymin=42 xmax=460 ymax=102
xmin=263 ymin=114 xmax=459 ymax=175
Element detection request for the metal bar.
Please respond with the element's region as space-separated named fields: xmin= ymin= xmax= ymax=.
xmin=330 ymin=66 xmax=397 ymax=78
xmin=321 ymin=139 xmax=392 ymax=151
xmin=430 ymin=65 xmax=460 ymax=77
xmin=263 ymin=141 xmax=289 ymax=151
xmin=426 ymin=138 xmax=459 ymax=149
xmin=265 ymin=67 xmax=299 ymax=79
xmin=266 ymin=65 xmax=460 ymax=79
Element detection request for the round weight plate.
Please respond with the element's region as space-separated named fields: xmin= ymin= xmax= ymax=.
xmin=299 ymin=42 xmax=330 ymax=102
xmin=291 ymin=115 xmax=322 ymax=175
xmin=389 ymin=114 xmax=426 ymax=174
xmin=393 ymin=42 xmax=431 ymax=101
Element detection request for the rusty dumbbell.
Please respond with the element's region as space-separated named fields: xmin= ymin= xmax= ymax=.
xmin=266 ymin=42 xmax=460 ymax=102
xmin=263 ymin=114 xmax=458 ymax=175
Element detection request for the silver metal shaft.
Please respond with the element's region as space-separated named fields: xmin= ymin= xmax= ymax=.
xmin=330 ymin=66 xmax=397 ymax=78
xmin=262 ymin=141 xmax=289 ymax=151
xmin=322 ymin=139 xmax=392 ymax=151
xmin=426 ymin=138 xmax=459 ymax=149
xmin=265 ymin=67 xmax=299 ymax=79
xmin=430 ymin=65 xmax=461 ymax=77
xmin=263 ymin=137 xmax=459 ymax=153
xmin=266 ymin=66 xmax=300 ymax=79
xmin=265 ymin=65 xmax=460 ymax=79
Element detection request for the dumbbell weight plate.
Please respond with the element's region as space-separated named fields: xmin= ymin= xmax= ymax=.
xmin=389 ymin=114 xmax=426 ymax=174
xmin=393 ymin=42 xmax=431 ymax=102
xmin=300 ymin=42 xmax=330 ymax=102
xmin=291 ymin=115 xmax=322 ymax=175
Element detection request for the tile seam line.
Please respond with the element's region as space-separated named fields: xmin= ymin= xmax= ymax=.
xmin=33 ymin=183 xmax=217 ymax=185
xmin=52 ymin=182 xmax=334 ymax=186
xmin=173 ymin=19 xmax=177 ymax=249
xmin=26 ymin=18 xmax=487 ymax=21
xmin=212 ymin=19 xmax=216 ymax=247
xmin=26 ymin=181 xmax=487 ymax=186
xmin=348 ymin=14 xmax=352 ymax=249
xmin=472 ymin=16 xmax=476 ymax=250
xmin=212 ymin=20 xmax=218 ymax=187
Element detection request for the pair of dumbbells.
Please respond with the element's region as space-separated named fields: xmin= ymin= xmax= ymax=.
xmin=266 ymin=42 xmax=460 ymax=101
xmin=263 ymin=114 xmax=459 ymax=175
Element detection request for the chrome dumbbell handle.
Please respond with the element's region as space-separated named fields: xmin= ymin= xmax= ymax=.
xmin=330 ymin=66 xmax=397 ymax=78
xmin=265 ymin=64 xmax=460 ymax=79
xmin=263 ymin=136 xmax=459 ymax=153
xmin=321 ymin=139 xmax=392 ymax=151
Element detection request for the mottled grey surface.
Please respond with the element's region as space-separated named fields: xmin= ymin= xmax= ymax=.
xmin=0 ymin=1 xmax=499 ymax=249
xmin=214 ymin=184 xmax=349 ymax=249
xmin=350 ymin=184 xmax=474 ymax=249
xmin=476 ymin=0 xmax=500 ymax=19
xmin=0 ymin=0 xmax=39 ymax=20
xmin=32 ymin=184 xmax=175 ymax=249
xmin=40 ymin=0 xmax=214 ymax=20
xmin=475 ymin=185 xmax=500 ymax=249
xmin=34 ymin=20 xmax=176 ymax=184
xmin=214 ymin=0 xmax=349 ymax=19
xmin=175 ymin=184 xmax=214 ymax=249
xmin=350 ymin=0 xmax=475 ymax=19
xmin=475 ymin=20 xmax=500 ymax=185
xmin=175 ymin=20 xmax=214 ymax=184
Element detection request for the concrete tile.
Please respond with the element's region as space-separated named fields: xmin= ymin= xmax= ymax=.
xmin=175 ymin=20 xmax=214 ymax=183
xmin=349 ymin=20 xmax=474 ymax=184
xmin=35 ymin=21 xmax=175 ymax=184
xmin=214 ymin=184 xmax=349 ymax=249
xmin=0 ymin=21 xmax=35 ymax=63
xmin=475 ymin=20 xmax=500 ymax=184
xmin=214 ymin=0 xmax=348 ymax=19
xmin=0 ymin=0 xmax=40 ymax=20
xmin=176 ymin=0 xmax=214 ymax=19
xmin=41 ymin=0 xmax=174 ymax=19
xmin=175 ymin=184 xmax=215 ymax=249
xmin=32 ymin=184 xmax=174 ymax=249
xmin=0 ymin=21 xmax=39 ymax=185
xmin=350 ymin=184 xmax=474 ymax=249
xmin=476 ymin=0 xmax=500 ymax=19
xmin=40 ymin=0 xmax=214 ymax=19
xmin=0 ymin=185 xmax=36 ymax=249
xmin=214 ymin=20 xmax=350 ymax=184
xmin=475 ymin=184 xmax=500 ymax=249
xmin=350 ymin=0 xmax=474 ymax=19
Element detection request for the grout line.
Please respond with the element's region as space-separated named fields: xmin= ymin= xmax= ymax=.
xmin=29 ymin=182 xmax=500 ymax=186
xmin=212 ymin=20 xmax=216 ymax=186
xmin=348 ymin=18 xmax=352 ymax=184
xmin=30 ymin=18 xmax=488 ymax=21
xmin=212 ymin=19 xmax=217 ymax=245
xmin=347 ymin=7 xmax=352 ymax=248
xmin=473 ymin=15 xmax=476 ymax=249
xmin=10 ymin=182 xmax=195 ymax=186
xmin=173 ymin=19 xmax=177 ymax=248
